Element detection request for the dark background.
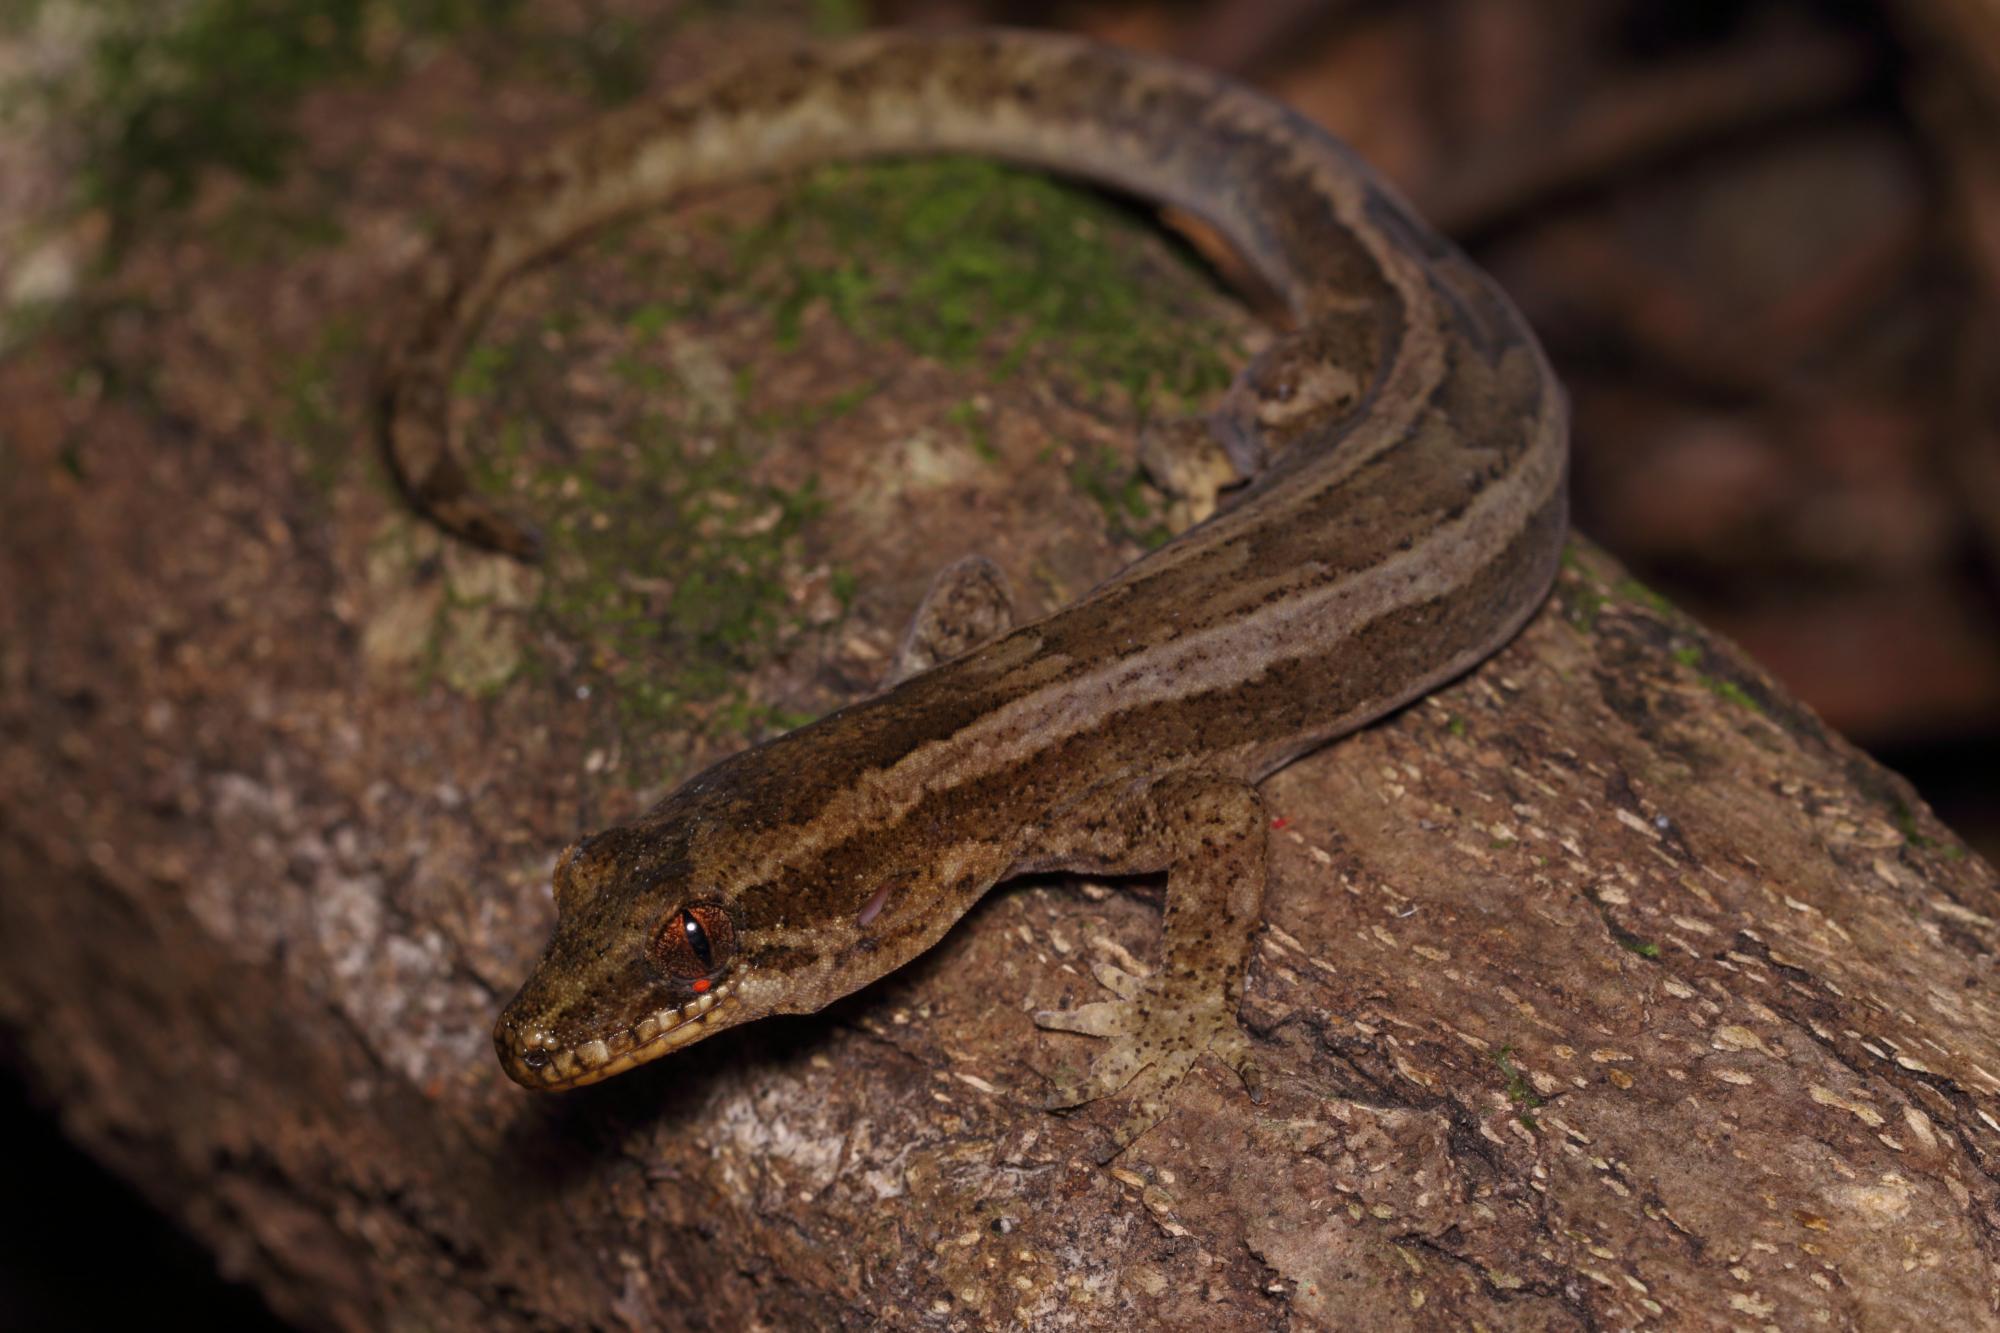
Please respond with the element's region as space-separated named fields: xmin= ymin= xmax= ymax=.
xmin=1 ymin=0 xmax=1994 ymax=1325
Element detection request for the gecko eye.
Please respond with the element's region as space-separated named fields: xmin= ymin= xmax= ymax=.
xmin=651 ymin=904 xmax=736 ymax=982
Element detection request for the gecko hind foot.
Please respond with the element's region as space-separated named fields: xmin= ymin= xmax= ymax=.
xmin=1138 ymin=417 xmax=1252 ymax=530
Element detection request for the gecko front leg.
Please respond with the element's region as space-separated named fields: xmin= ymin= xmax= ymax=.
xmin=1031 ymin=770 xmax=1268 ymax=1156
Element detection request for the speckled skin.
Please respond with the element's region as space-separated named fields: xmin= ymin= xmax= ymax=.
xmin=377 ymin=29 xmax=1567 ymax=1140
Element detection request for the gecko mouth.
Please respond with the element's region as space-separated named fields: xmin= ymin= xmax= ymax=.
xmin=501 ymin=982 xmax=735 ymax=1090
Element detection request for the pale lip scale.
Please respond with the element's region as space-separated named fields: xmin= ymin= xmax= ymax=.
xmin=512 ymin=984 xmax=730 ymax=1090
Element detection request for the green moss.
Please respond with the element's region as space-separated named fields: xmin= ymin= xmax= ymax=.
xmin=417 ymin=157 xmax=1243 ymax=743
xmin=736 ymin=154 xmax=1248 ymax=544
xmin=1561 ymin=581 xmax=1607 ymax=634
xmin=1071 ymin=445 xmax=1170 ymax=548
xmin=416 ymin=275 xmax=840 ymax=742
xmin=751 ymin=380 xmax=878 ymax=435
xmin=830 ymin=567 xmax=859 ymax=610
xmin=42 ymin=0 xmax=524 ymax=247
xmin=453 ymin=342 xmax=515 ymax=400
xmin=1445 ymin=715 xmax=1467 ymax=738
xmin=1671 ymin=643 xmax=1765 ymax=714
xmin=1557 ymin=543 xmax=1610 ymax=632
xmin=610 ymin=351 xmax=672 ymax=392
xmin=511 ymin=406 xmax=826 ymax=735
xmin=0 ymin=297 xmax=60 ymax=360
xmin=1889 ymin=797 xmax=1965 ymax=858
xmin=1558 ymin=545 xmax=1679 ymax=628
xmin=947 ymin=399 xmax=999 ymax=463
xmin=732 ymin=157 xmax=1238 ymax=541
xmin=737 ymin=158 xmax=1236 ymax=410
xmin=1495 ymin=1045 xmax=1543 ymax=1131
xmin=280 ymin=316 xmax=364 ymax=500
xmin=1615 ymin=577 xmax=1672 ymax=615
xmin=822 ymin=382 xmax=874 ymax=419
xmin=1705 ymin=677 xmax=1762 ymax=713
xmin=1582 ymin=885 xmax=1662 ymax=965
xmin=627 ymin=302 xmax=678 ymax=339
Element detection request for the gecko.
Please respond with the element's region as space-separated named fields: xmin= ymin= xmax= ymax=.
xmin=377 ymin=28 xmax=1568 ymax=1146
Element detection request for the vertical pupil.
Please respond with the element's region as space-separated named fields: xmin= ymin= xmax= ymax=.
xmin=681 ymin=913 xmax=712 ymax=968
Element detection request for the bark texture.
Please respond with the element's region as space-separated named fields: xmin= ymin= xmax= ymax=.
xmin=3 ymin=26 xmax=1999 ymax=1332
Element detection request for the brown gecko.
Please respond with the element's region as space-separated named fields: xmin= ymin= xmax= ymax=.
xmin=377 ymin=29 xmax=1568 ymax=1148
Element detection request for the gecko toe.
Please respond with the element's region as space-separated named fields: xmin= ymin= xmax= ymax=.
xmin=1042 ymin=1036 xmax=1147 ymax=1109
xmin=1031 ymin=953 xmax=1144 ymax=1035
xmin=1211 ymin=1024 xmax=1265 ymax=1102
xmin=1088 ymin=960 xmax=1144 ymax=1000
xmin=1034 ymin=999 xmax=1139 ymax=1038
xmin=1092 ymin=1050 xmax=1201 ymax=1159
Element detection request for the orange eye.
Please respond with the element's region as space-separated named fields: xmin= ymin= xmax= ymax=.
xmin=652 ymin=904 xmax=735 ymax=981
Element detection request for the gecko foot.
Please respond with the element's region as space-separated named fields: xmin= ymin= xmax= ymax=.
xmin=1138 ymin=417 xmax=1250 ymax=530
xmin=1036 ymin=959 xmax=1263 ymax=1160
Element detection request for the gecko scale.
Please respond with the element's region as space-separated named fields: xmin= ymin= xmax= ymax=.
xmin=378 ymin=28 xmax=1568 ymax=1145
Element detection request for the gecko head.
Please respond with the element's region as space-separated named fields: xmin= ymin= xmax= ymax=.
xmin=493 ymin=817 xmax=785 ymax=1091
